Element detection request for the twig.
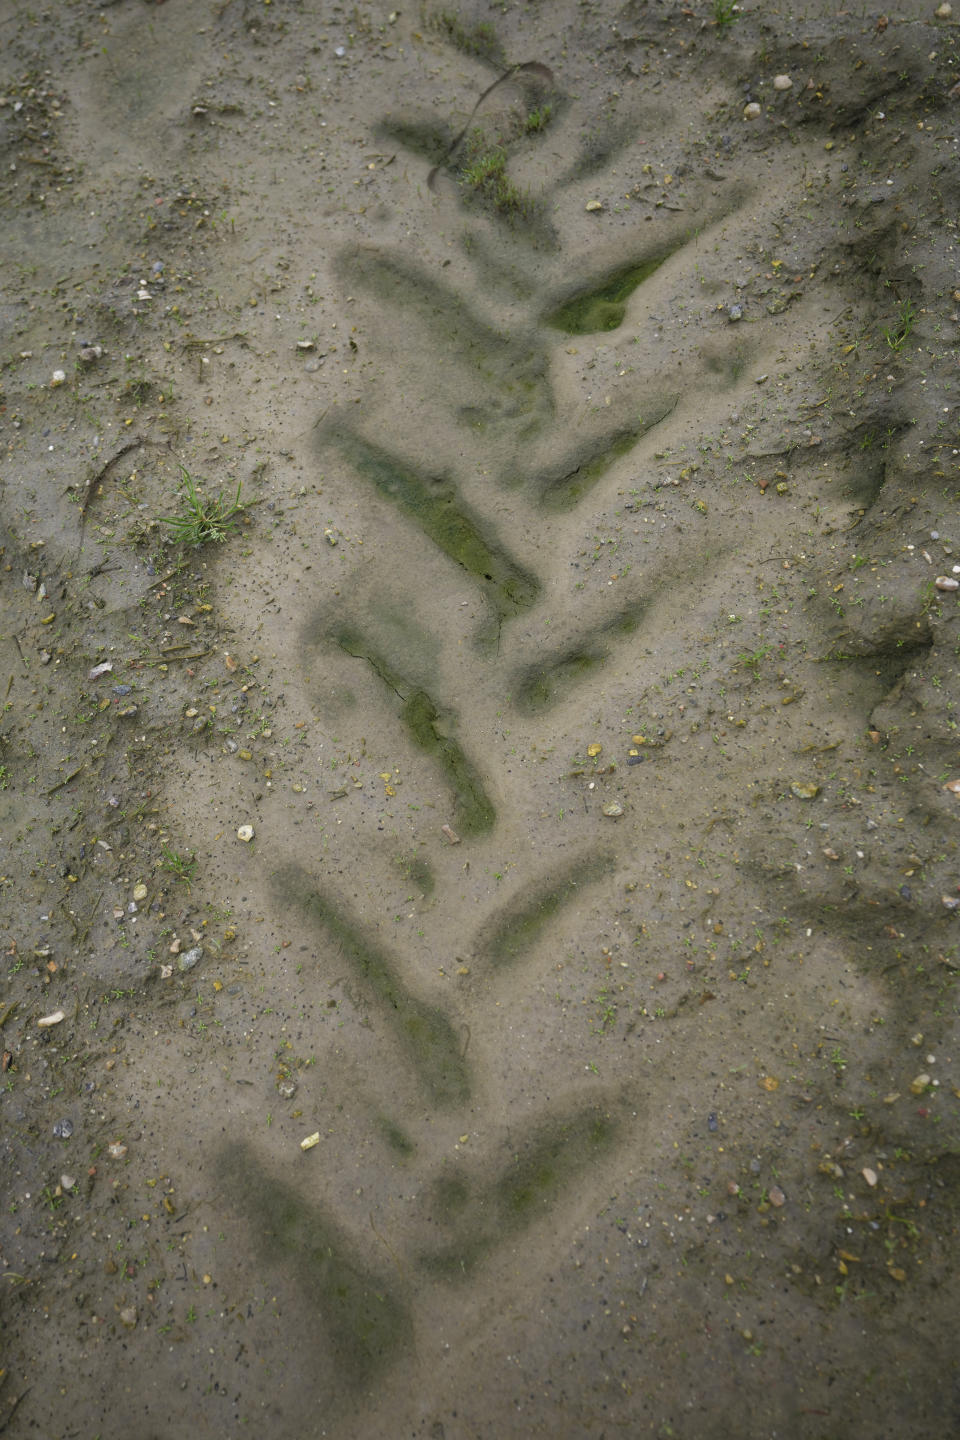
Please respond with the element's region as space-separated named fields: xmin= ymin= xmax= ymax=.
xmin=427 ymin=61 xmax=555 ymax=189
xmin=76 ymin=438 xmax=145 ymax=525
xmin=0 ymin=1387 xmax=30 ymax=1434
xmin=45 ymin=765 xmax=84 ymax=795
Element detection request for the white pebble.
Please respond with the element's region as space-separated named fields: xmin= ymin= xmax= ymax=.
xmin=773 ymin=74 xmax=792 ymax=91
xmin=935 ymin=575 xmax=959 ymax=591
xmin=237 ymin=824 xmax=255 ymax=842
xmin=50 ymin=370 xmax=66 ymax=386
xmin=743 ymin=102 xmax=762 ymax=121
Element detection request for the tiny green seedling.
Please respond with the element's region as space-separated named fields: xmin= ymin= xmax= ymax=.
xmin=160 ymin=845 xmax=197 ymax=887
xmin=736 ymin=644 xmax=771 ymax=677
xmin=159 ymin=466 xmax=244 ymax=547
xmin=713 ymin=0 xmax=739 ymax=29
xmin=460 ymin=132 xmax=533 ymax=220
xmin=524 ymin=103 xmax=553 ymax=134
xmin=882 ymin=298 xmax=917 ymax=353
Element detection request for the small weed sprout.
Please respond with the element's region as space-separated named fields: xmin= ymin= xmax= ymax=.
xmin=736 ymin=644 xmax=772 ymax=678
xmin=432 ymin=11 xmax=504 ymax=64
xmin=160 ymin=845 xmax=198 ymax=887
xmin=524 ymin=103 xmax=553 ymax=134
xmin=460 ymin=131 xmax=535 ymax=221
xmin=882 ymin=299 xmax=917 ymax=353
xmin=159 ymin=467 xmax=244 ymax=547
xmin=713 ymin=0 xmax=739 ymax=29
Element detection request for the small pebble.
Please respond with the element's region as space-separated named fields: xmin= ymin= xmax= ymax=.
xmin=743 ymin=102 xmax=762 ymax=120
xmin=107 ymin=1142 xmax=128 ymax=1159
xmin=935 ymin=575 xmax=959 ymax=591
xmin=909 ymin=1073 xmax=931 ymax=1095
xmin=53 ymin=1118 xmax=74 ymax=1140
xmin=773 ymin=74 xmax=792 ymax=90
xmin=862 ymin=1167 xmax=878 ymax=1187
xmin=50 ymin=369 xmax=66 ymax=386
xmin=38 ymin=1010 xmax=65 ymax=1028
xmin=119 ymin=1307 xmax=138 ymax=1327
xmin=237 ymin=824 xmax=255 ymax=842
xmin=178 ymin=946 xmax=203 ymax=972
xmin=61 ymin=1174 xmax=76 ymax=1191
xmin=768 ymin=1185 xmax=785 ymax=1207
xmin=602 ymin=800 xmax=624 ymax=818
xmin=133 ymin=883 xmax=148 ymax=901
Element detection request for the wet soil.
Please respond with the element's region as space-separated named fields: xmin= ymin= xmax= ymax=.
xmin=2 ymin=2 xmax=960 ymax=1436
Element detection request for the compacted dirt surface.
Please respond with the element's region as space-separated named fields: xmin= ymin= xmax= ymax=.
xmin=2 ymin=1 xmax=960 ymax=1435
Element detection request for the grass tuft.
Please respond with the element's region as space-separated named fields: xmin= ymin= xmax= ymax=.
xmin=460 ymin=132 xmax=534 ymax=220
xmin=159 ymin=467 xmax=244 ymax=547
xmin=160 ymin=845 xmax=198 ymax=887
xmin=524 ymin=103 xmax=553 ymax=134
xmin=882 ymin=299 xmax=917 ymax=353
xmin=713 ymin=0 xmax=739 ymax=28
xmin=432 ymin=10 xmax=505 ymax=65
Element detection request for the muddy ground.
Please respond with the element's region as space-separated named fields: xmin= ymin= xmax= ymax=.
xmin=1 ymin=0 xmax=960 ymax=1435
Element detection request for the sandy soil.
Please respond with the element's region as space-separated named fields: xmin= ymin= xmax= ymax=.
xmin=2 ymin=1 xmax=960 ymax=1435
